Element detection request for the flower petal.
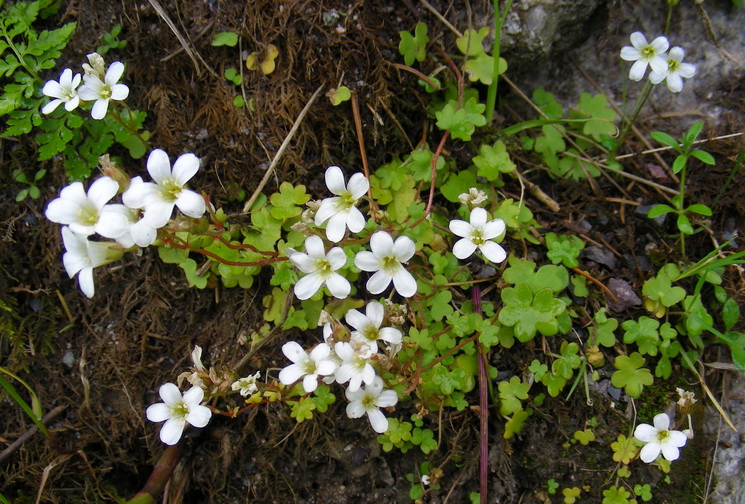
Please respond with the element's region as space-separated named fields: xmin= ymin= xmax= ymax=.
xmin=479 ymin=241 xmax=507 ymax=263
xmin=660 ymin=443 xmax=680 ymax=461
xmin=314 ymin=197 xmax=340 ymax=226
xmin=639 ymin=442 xmax=661 ymax=463
xmin=172 ymin=153 xmax=200 ymax=185
xmin=678 ymin=63 xmax=696 ymax=79
xmin=77 ymin=267 xmax=96 ymax=297
xmin=629 ymin=60 xmax=648 ymax=81
xmin=182 ymin=386 xmax=205 ymax=406
xmin=42 ymin=99 xmax=62 ymax=114
xmin=110 ymin=83 xmax=129 ymax=101
xmin=376 ymin=390 xmax=398 ymax=408
xmin=452 ymin=238 xmax=478 ymax=259
xmin=159 ymin=383 xmax=183 ymax=406
xmin=392 ymin=269 xmax=417 ymax=298
xmin=482 ymin=219 xmax=506 ymax=240
xmin=326 ymin=247 xmax=347 ymax=269
xmin=279 ymin=364 xmax=305 ymax=385
xmin=666 ymin=73 xmax=683 ymax=93
xmin=633 ymin=423 xmax=657 ymax=443
xmin=146 ymin=403 xmax=171 ymax=423
xmin=326 ymin=273 xmax=351 ymax=299
xmin=88 ymin=177 xmax=119 ymax=210
xmin=379 ymin=327 xmax=402 ymax=345
xmin=105 ymin=61 xmax=125 ymax=84
xmin=143 ymin=200 xmax=175 ymax=228
xmin=185 ymin=404 xmax=212 ymax=428
xmin=175 ymin=189 xmax=206 ymax=218
xmin=366 ymin=270 xmax=392 ymax=295
xmin=653 ymin=413 xmax=670 ymax=431
xmin=346 ymin=401 xmax=366 ymax=419
xmin=449 ymin=219 xmax=472 ymax=238
xmin=302 ymin=374 xmax=319 ymax=393
xmin=354 ymin=251 xmax=380 ymax=272
xmin=324 ymin=165 xmax=347 ymax=195
xmin=668 ymin=430 xmax=688 ymax=448
xmin=159 ymin=417 xmax=186 ymax=445
xmin=294 ymin=273 xmax=323 ymax=300
xmin=91 ymin=98 xmax=109 ymax=120
xmin=282 ymin=341 xmax=308 ymax=364
xmin=367 ymin=408 xmax=389 ymax=433
xmin=345 ymin=207 xmax=366 ymax=234
xmin=147 ymin=149 xmax=173 ymax=185
xmin=629 ymin=32 xmax=647 ymax=50
xmin=650 ymin=36 xmax=669 ymax=54
xmin=620 ymin=46 xmax=641 ymax=62
xmin=369 ymin=231 xmax=394 ymax=257
xmin=366 ymin=301 xmax=384 ymax=327
xmin=393 ymin=236 xmax=416 ymax=262
xmin=303 ymin=235 xmax=326 ymax=258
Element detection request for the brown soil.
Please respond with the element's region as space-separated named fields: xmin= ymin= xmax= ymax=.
xmin=1 ymin=1 xmax=743 ymax=503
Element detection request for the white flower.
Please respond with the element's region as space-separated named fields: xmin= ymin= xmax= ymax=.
xmin=96 ymin=202 xmax=158 ymax=248
xmin=346 ymin=301 xmax=403 ymax=347
xmin=278 ymin=341 xmax=338 ymax=393
xmin=449 ymin=207 xmax=507 ymax=263
xmin=60 ymin=227 xmax=124 ymax=298
xmin=649 ymin=46 xmax=696 ymax=93
xmin=633 ymin=413 xmax=688 ymax=463
xmin=288 ymin=235 xmax=351 ymax=300
xmin=122 ymin=150 xmax=206 ymax=228
xmin=334 ymin=341 xmax=377 ymax=392
xmin=82 ymin=52 xmax=106 ymax=79
xmin=231 ymin=371 xmax=261 ymax=397
xmin=314 ymin=165 xmax=369 ymax=242
xmin=41 ymin=68 xmax=82 ymax=114
xmin=457 ymin=187 xmax=488 ymax=207
xmin=45 ymin=177 xmax=120 ymax=236
xmin=620 ymin=32 xmax=669 ymax=81
xmin=345 ymin=376 xmax=398 ymax=433
xmin=191 ymin=345 xmax=206 ymax=372
xmin=146 ymin=383 xmax=212 ymax=445
xmin=354 ymin=231 xmax=417 ymax=298
xmin=77 ymin=61 xmax=129 ymax=119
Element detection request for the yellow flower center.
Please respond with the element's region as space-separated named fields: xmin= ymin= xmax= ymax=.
xmin=159 ymin=178 xmax=183 ymax=202
xmin=668 ymin=59 xmax=680 ymax=72
xmin=641 ymin=45 xmax=656 ymax=59
xmin=381 ymin=255 xmax=400 ymax=274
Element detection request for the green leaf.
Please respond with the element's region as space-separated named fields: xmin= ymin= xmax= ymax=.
xmin=498 ymin=376 xmax=530 ymax=415
xmin=290 ymin=396 xmax=316 ymax=422
xmin=677 ymin=214 xmax=694 ymax=235
xmin=399 ymin=22 xmax=429 ymax=66
xmin=622 ymin=316 xmax=661 ymax=356
xmin=327 ymin=86 xmax=351 ymax=106
xmin=647 ymin=204 xmax=676 ymax=218
xmin=435 ymin=97 xmax=486 ymax=141
xmin=224 ymin=67 xmax=242 ymax=85
xmin=690 ymin=149 xmax=715 ymax=165
xmin=686 ymin=203 xmax=712 ymax=216
xmin=440 ymin=169 xmax=477 ymax=203
xmin=593 ymin=309 xmax=617 ymax=347
xmin=683 ymin=120 xmax=704 ymax=147
xmin=545 ymin=233 xmax=584 ymax=268
xmin=650 ymin=130 xmax=681 ymax=151
xmin=503 ymin=408 xmax=529 ymax=439
xmin=472 ymin=140 xmax=515 ymax=181
xmin=672 ymin=155 xmax=687 ymax=174
xmin=212 ymin=31 xmax=239 ymax=47
xmin=311 ymin=384 xmax=336 ymax=413
xmin=611 ymin=352 xmax=654 ymax=398
xmin=269 ymin=182 xmax=310 ymax=221
xmin=532 ymin=88 xmax=564 ymax=120
xmin=573 ymin=429 xmax=595 ymax=445
xmin=573 ymin=92 xmax=617 ymax=141
xmin=455 ymin=27 xmax=489 ymax=57
xmin=499 ymin=283 xmax=566 ymax=342
xmin=723 ymin=297 xmax=740 ymax=332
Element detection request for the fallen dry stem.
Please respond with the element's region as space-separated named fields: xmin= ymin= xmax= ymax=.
xmin=242 ymin=85 xmax=324 ymax=214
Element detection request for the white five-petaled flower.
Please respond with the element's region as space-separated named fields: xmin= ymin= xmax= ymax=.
xmin=620 ymin=32 xmax=669 ymax=81
xmin=95 ymin=202 xmax=158 ymax=248
xmin=354 ymin=231 xmax=417 ymax=298
xmin=41 ymin=68 xmax=82 ymax=114
xmin=146 ymin=383 xmax=212 ymax=446
xmin=122 ymin=149 xmax=206 ymax=228
xmin=346 ymin=301 xmax=403 ymax=347
xmin=278 ymin=341 xmax=338 ymax=393
xmin=60 ymin=227 xmax=125 ymax=298
xmin=231 ymin=371 xmax=261 ymax=397
xmin=633 ymin=413 xmax=688 ymax=463
xmin=334 ymin=341 xmax=377 ymax=392
xmin=77 ymin=61 xmax=129 ymax=119
xmin=449 ymin=207 xmax=507 ymax=263
xmin=649 ymin=46 xmax=696 ymax=93
xmin=288 ymin=235 xmax=351 ymax=300
xmin=45 ymin=177 xmax=120 ymax=236
xmin=345 ymin=376 xmax=398 ymax=433
xmin=314 ymin=165 xmax=369 ymax=243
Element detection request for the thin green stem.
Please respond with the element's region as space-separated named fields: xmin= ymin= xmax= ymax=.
xmin=111 ymin=103 xmax=150 ymax=150
xmin=618 ymin=80 xmax=653 ymax=147
xmin=485 ymin=0 xmax=514 ymax=122
xmin=678 ymin=160 xmax=687 ymax=257
xmin=664 ymin=2 xmax=675 ymax=36
xmin=1 ymin=31 xmax=40 ymax=81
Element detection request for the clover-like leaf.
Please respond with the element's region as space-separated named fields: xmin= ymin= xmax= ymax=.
xmin=553 ymin=341 xmax=581 ymax=379
xmin=435 ymin=97 xmax=486 ymax=141
xmin=290 ymin=396 xmax=316 ymax=422
xmin=611 ymin=352 xmax=653 ymax=398
xmin=499 ymin=283 xmax=567 ymax=342
xmin=545 ymin=233 xmax=584 ymax=268
xmin=472 ymin=140 xmax=516 ymax=182
xmin=399 ymin=22 xmax=429 ymax=66
xmin=622 ymin=316 xmax=661 ymax=356
xmin=269 ymin=182 xmax=310 ymax=221
xmin=593 ymin=308 xmax=618 ymax=347
xmin=455 ymin=27 xmax=490 ymax=56
xmin=503 ymin=408 xmax=530 ymax=439
xmin=573 ymin=92 xmax=617 ymax=141
xmin=498 ymin=376 xmax=530 ymax=415
xmin=603 ymin=485 xmax=632 ymax=504
xmin=611 ymin=434 xmax=639 ymax=464
xmin=573 ymin=429 xmax=595 ymax=446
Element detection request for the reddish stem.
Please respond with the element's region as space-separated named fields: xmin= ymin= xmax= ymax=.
xmin=473 ymin=286 xmax=488 ymax=504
